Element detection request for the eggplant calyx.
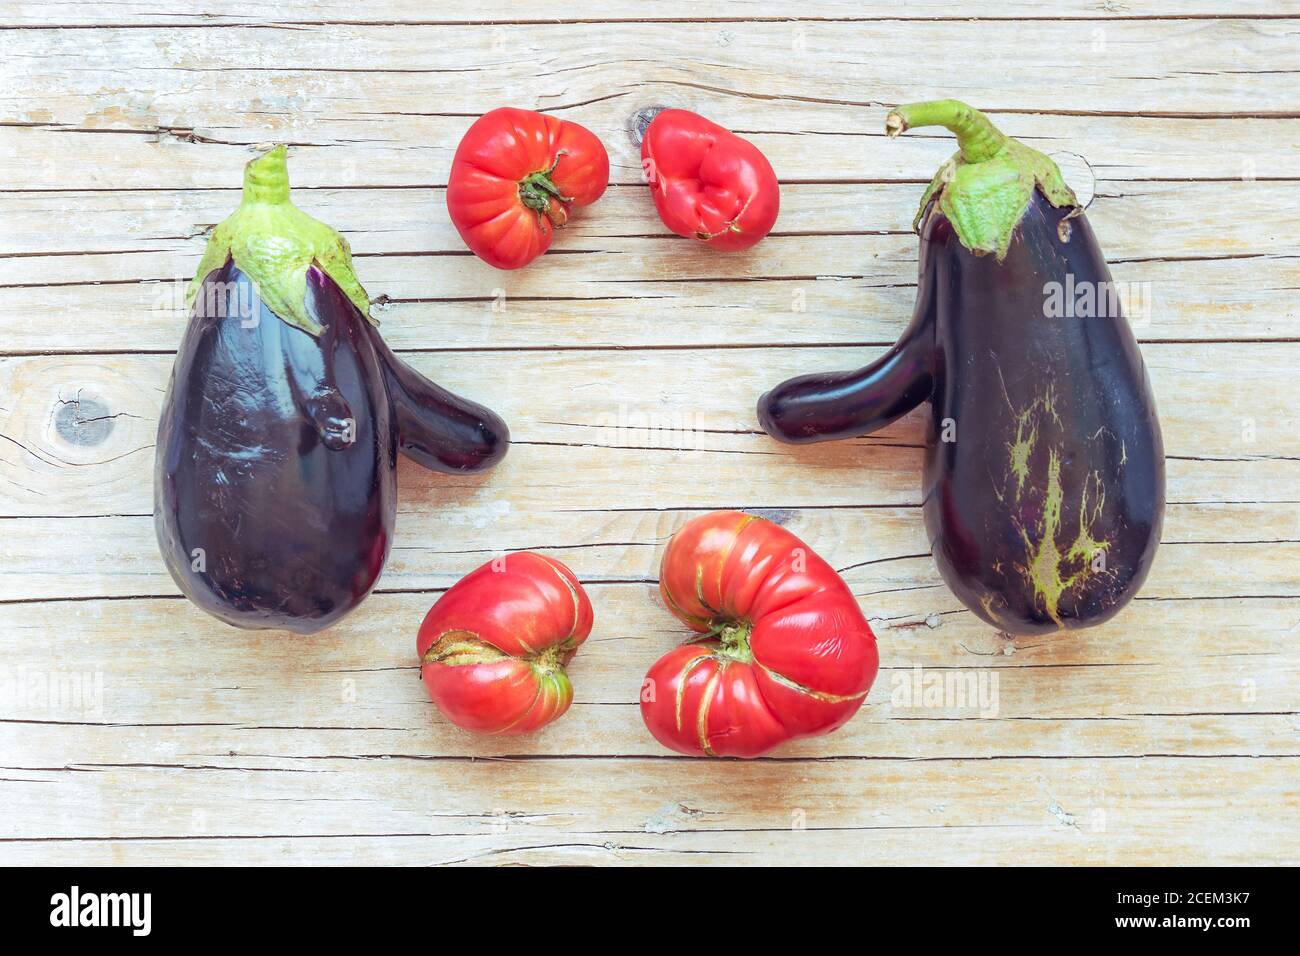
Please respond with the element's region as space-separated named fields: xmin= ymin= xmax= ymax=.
xmin=887 ymin=99 xmax=1078 ymax=260
xmin=187 ymin=145 xmax=375 ymax=336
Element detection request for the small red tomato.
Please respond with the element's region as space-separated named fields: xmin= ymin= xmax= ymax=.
xmin=417 ymin=552 xmax=593 ymax=735
xmin=446 ymin=107 xmax=610 ymax=270
xmin=642 ymin=511 xmax=878 ymax=757
xmin=641 ymin=109 xmax=780 ymax=251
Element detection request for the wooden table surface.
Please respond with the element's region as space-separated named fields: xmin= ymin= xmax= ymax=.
xmin=2 ymin=1 xmax=1297 ymax=866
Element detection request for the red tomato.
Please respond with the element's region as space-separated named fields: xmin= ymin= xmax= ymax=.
xmin=642 ymin=512 xmax=878 ymax=757
xmin=641 ymin=109 xmax=780 ymax=251
xmin=446 ymin=107 xmax=609 ymax=270
xmin=417 ymin=552 xmax=594 ymax=735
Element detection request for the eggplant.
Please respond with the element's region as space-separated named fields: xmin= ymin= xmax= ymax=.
xmin=758 ymin=101 xmax=1163 ymax=636
xmin=155 ymin=146 xmax=508 ymax=634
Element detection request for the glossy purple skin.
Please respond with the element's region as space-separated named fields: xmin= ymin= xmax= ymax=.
xmin=758 ymin=194 xmax=1164 ymax=635
xmin=155 ymin=259 xmax=508 ymax=634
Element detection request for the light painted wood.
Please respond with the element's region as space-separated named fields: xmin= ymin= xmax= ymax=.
xmin=2 ymin=181 xmax=1298 ymax=352
xmin=6 ymin=18 xmax=1300 ymax=122
xmin=6 ymin=0 xmax=1297 ymax=27
xmin=3 ymin=501 xmax=1295 ymax=601
xmin=1 ymin=4 xmax=1297 ymax=866
xmin=2 ymin=251 xmax=1292 ymax=353
xmin=2 ymin=589 xmax=1296 ymax=727
xmin=7 ymin=113 xmax=1298 ymax=196
xmin=0 ymin=755 xmax=1296 ymax=866
xmin=2 ymin=345 xmax=1297 ymax=519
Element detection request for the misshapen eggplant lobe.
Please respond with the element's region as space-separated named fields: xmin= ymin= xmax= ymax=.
xmin=757 ymin=236 xmax=937 ymax=442
xmin=757 ymin=102 xmax=1164 ymax=636
xmin=365 ymin=326 xmax=508 ymax=474
xmin=154 ymin=147 xmax=508 ymax=634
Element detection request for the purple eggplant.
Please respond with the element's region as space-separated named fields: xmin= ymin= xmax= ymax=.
xmin=155 ymin=147 xmax=508 ymax=634
xmin=758 ymin=101 xmax=1164 ymax=635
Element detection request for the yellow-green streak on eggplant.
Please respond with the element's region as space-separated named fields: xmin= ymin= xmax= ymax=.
xmin=995 ymin=378 xmax=1118 ymax=628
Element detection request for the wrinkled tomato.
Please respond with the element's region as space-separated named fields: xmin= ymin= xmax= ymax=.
xmin=641 ymin=109 xmax=780 ymax=251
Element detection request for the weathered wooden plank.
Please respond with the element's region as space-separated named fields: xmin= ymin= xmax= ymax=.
xmin=6 ymin=0 xmax=1295 ymax=28
xmin=1 ymin=256 xmax=1291 ymax=353
xmin=0 ymin=757 xmax=1295 ymax=865
xmin=1 ymin=588 xmax=1295 ymax=731
xmin=5 ymin=181 xmax=1291 ymax=261
xmin=0 ymin=821 xmax=1292 ymax=867
xmin=0 ymin=181 xmax=1290 ymax=273
xmin=0 ymin=345 xmax=1295 ymax=519
xmin=2 ymin=179 xmax=1295 ymax=352
xmin=2 ymin=500 xmax=1292 ymax=601
xmin=2 ymin=579 xmax=1294 ymax=865
xmin=6 ymin=19 xmax=1298 ymax=127
xmin=5 ymin=111 xmax=1296 ymax=198
xmin=5 ymin=706 xmax=1297 ymax=770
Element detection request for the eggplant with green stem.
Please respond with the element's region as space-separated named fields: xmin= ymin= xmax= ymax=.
xmin=155 ymin=146 xmax=508 ymax=634
xmin=758 ymin=101 xmax=1164 ymax=636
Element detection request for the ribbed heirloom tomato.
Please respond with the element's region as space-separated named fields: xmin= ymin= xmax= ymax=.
xmin=641 ymin=109 xmax=780 ymax=251
xmin=446 ymin=107 xmax=609 ymax=269
xmin=642 ymin=512 xmax=878 ymax=757
xmin=417 ymin=552 xmax=593 ymax=735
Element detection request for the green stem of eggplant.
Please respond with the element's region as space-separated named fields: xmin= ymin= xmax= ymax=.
xmin=886 ymin=99 xmax=1006 ymax=164
xmin=189 ymin=145 xmax=375 ymax=334
xmin=241 ymin=145 xmax=291 ymax=205
xmin=888 ymin=99 xmax=1076 ymax=258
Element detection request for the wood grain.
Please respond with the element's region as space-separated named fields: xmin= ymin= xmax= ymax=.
xmin=1 ymin=3 xmax=1297 ymax=866
xmin=2 ymin=345 xmax=1296 ymax=518
xmin=5 ymin=0 xmax=1296 ymax=27
xmin=2 ymin=181 xmax=1298 ymax=352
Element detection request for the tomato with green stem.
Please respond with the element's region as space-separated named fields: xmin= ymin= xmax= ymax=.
xmin=642 ymin=511 xmax=878 ymax=757
xmin=446 ymin=108 xmax=609 ymax=270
